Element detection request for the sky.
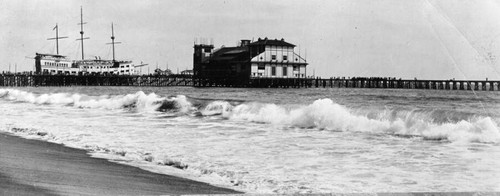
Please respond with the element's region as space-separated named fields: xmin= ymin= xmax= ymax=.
xmin=1 ymin=0 xmax=500 ymax=79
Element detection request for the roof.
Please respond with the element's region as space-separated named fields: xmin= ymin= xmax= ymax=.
xmin=247 ymin=38 xmax=296 ymax=47
xmin=36 ymin=53 xmax=67 ymax=58
xmin=201 ymin=38 xmax=298 ymax=64
xmin=208 ymin=46 xmax=249 ymax=62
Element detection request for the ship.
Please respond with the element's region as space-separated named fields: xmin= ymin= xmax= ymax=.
xmin=35 ymin=7 xmax=147 ymax=75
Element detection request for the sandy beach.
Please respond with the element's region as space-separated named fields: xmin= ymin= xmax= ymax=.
xmin=0 ymin=132 xmax=241 ymax=195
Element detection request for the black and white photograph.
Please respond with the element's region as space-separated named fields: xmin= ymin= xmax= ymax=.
xmin=1 ymin=0 xmax=499 ymax=195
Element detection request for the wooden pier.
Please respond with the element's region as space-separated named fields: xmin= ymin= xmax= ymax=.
xmin=0 ymin=74 xmax=193 ymax=87
xmin=0 ymin=74 xmax=499 ymax=91
xmin=307 ymin=77 xmax=500 ymax=91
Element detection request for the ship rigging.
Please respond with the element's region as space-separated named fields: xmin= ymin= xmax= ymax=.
xmin=35 ymin=7 xmax=146 ymax=75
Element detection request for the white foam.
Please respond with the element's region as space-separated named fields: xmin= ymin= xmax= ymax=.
xmin=2 ymin=88 xmax=499 ymax=143
xmin=225 ymin=98 xmax=500 ymax=143
xmin=0 ymin=89 xmax=167 ymax=111
xmin=2 ymin=89 xmax=74 ymax=105
xmin=2 ymin=88 xmax=500 ymax=193
xmin=170 ymin=95 xmax=194 ymax=113
xmin=201 ymin=101 xmax=233 ymax=116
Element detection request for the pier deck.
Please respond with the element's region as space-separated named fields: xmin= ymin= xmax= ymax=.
xmin=0 ymin=74 xmax=499 ymax=91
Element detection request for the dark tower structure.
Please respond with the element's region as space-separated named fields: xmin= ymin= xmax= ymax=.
xmin=193 ymin=44 xmax=214 ymax=76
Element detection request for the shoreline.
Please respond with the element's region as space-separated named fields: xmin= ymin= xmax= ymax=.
xmin=0 ymin=132 xmax=241 ymax=195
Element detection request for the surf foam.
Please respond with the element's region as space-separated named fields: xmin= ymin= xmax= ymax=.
xmin=2 ymin=88 xmax=498 ymax=143
xmin=224 ymin=99 xmax=500 ymax=143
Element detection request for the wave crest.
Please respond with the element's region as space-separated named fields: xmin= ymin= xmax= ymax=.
xmin=2 ymin=88 xmax=498 ymax=143
xmin=225 ymin=99 xmax=500 ymax=143
xmin=0 ymin=89 xmax=187 ymax=112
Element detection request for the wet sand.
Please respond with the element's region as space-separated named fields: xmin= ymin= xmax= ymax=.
xmin=0 ymin=133 xmax=241 ymax=195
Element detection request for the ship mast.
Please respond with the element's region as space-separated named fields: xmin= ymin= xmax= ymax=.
xmin=76 ymin=6 xmax=89 ymax=60
xmin=47 ymin=23 xmax=68 ymax=55
xmin=106 ymin=23 xmax=121 ymax=63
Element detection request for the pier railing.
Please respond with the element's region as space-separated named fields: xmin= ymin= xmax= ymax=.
xmin=0 ymin=74 xmax=499 ymax=91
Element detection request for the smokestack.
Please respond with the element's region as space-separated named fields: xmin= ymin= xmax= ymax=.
xmin=240 ymin=39 xmax=250 ymax=47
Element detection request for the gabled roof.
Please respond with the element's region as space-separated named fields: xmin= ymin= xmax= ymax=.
xmin=247 ymin=38 xmax=296 ymax=47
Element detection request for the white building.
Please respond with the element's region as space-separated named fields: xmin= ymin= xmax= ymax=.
xmin=193 ymin=38 xmax=308 ymax=82
xmin=248 ymin=38 xmax=307 ymax=78
xmin=35 ymin=53 xmax=137 ymax=75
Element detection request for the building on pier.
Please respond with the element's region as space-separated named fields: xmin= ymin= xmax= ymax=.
xmin=193 ymin=38 xmax=308 ymax=85
xmin=35 ymin=53 xmax=135 ymax=75
xmin=35 ymin=7 xmax=145 ymax=76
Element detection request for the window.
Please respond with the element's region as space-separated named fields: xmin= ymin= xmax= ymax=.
xmin=271 ymin=66 xmax=276 ymax=76
xmin=258 ymin=64 xmax=265 ymax=70
xmin=293 ymin=66 xmax=298 ymax=71
xmin=271 ymin=55 xmax=276 ymax=60
xmin=283 ymin=55 xmax=287 ymax=61
xmin=283 ymin=67 xmax=287 ymax=76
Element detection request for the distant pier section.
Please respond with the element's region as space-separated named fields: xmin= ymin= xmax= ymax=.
xmin=1 ymin=73 xmax=499 ymax=91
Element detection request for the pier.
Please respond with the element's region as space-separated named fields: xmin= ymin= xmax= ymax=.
xmin=0 ymin=74 xmax=499 ymax=91
xmin=307 ymin=77 xmax=500 ymax=91
xmin=0 ymin=73 xmax=193 ymax=87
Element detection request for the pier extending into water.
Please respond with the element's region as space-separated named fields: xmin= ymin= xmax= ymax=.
xmin=0 ymin=73 xmax=193 ymax=87
xmin=307 ymin=77 xmax=500 ymax=91
xmin=1 ymin=73 xmax=499 ymax=91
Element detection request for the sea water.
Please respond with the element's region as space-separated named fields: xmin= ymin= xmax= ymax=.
xmin=0 ymin=86 xmax=499 ymax=193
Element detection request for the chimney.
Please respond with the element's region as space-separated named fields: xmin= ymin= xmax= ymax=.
xmin=240 ymin=39 xmax=250 ymax=47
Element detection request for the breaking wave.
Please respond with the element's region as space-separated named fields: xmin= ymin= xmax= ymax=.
xmin=0 ymin=88 xmax=191 ymax=113
xmin=225 ymin=99 xmax=500 ymax=143
xmin=1 ymin=88 xmax=499 ymax=143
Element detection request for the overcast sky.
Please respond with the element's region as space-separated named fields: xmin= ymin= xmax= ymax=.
xmin=1 ymin=0 xmax=500 ymax=79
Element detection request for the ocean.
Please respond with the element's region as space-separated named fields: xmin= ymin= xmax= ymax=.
xmin=1 ymin=86 xmax=499 ymax=193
